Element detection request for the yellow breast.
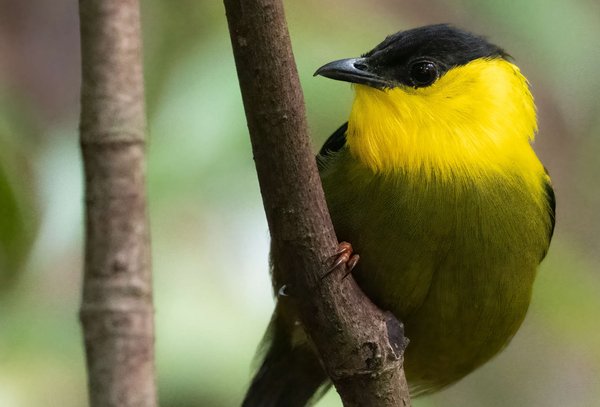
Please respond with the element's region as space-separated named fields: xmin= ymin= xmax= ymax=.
xmin=347 ymin=58 xmax=547 ymax=200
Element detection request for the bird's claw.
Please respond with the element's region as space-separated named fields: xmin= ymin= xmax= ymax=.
xmin=322 ymin=241 xmax=360 ymax=280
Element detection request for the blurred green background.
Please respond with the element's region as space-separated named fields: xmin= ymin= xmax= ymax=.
xmin=0 ymin=0 xmax=599 ymax=406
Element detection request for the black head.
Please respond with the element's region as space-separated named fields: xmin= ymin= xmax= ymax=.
xmin=315 ymin=24 xmax=508 ymax=89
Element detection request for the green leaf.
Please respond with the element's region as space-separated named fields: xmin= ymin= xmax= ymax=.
xmin=0 ymin=101 xmax=38 ymax=290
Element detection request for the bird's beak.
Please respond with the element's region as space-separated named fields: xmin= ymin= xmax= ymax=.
xmin=314 ymin=57 xmax=389 ymax=89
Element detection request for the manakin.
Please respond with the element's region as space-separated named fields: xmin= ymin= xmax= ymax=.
xmin=243 ymin=24 xmax=555 ymax=406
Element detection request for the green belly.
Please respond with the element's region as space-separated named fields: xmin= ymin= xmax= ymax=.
xmin=320 ymin=152 xmax=550 ymax=394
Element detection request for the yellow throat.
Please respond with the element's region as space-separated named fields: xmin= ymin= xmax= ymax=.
xmin=347 ymin=57 xmax=543 ymax=185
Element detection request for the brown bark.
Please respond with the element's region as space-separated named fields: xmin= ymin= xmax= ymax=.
xmin=223 ymin=1 xmax=412 ymax=406
xmin=78 ymin=1 xmax=157 ymax=406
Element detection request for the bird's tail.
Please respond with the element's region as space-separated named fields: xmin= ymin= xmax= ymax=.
xmin=242 ymin=306 xmax=328 ymax=407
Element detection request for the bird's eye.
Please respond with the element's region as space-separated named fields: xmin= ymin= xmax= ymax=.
xmin=408 ymin=60 xmax=439 ymax=87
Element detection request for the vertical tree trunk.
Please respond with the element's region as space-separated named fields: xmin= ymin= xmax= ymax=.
xmin=224 ymin=1 xmax=412 ymax=406
xmin=78 ymin=1 xmax=157 ymax=406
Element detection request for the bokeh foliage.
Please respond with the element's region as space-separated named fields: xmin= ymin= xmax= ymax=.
xmin=0 ymin=93 xmax=37 ymax=290
xmin=0 ymin=1 xmax=598 ymax=406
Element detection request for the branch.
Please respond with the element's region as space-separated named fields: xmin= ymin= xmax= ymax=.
xmin=223 ymin=1 xmax=412 ymax=406
xmin=78 ymin=1 xmax=157 ymax=406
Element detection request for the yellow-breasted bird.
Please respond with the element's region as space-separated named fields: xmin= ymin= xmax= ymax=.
xmin=242 ymin=24 xmax=555 ymax=406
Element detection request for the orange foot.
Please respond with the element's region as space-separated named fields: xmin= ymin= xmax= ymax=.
xmin=323 ymin=241 xmax=360 ymax=280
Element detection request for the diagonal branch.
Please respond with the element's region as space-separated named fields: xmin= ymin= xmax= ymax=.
xmin=78 ymin=1 xmax=157 ymax=406
xmin=223 ymin=1 xmax=412 ymax=405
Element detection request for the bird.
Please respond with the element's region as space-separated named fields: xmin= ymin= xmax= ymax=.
xmin=242 ymin=24 xmax=555 ymax=406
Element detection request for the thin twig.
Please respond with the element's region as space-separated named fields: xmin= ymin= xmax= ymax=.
xmin=78 ymin=0 xmax=157 ymax=406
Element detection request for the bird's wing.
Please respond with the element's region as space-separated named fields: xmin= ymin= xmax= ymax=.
xmin=317 ymin=122 xmax=348 ymax=170
xmin=541 ymin=170 xmax=556 ymax=261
